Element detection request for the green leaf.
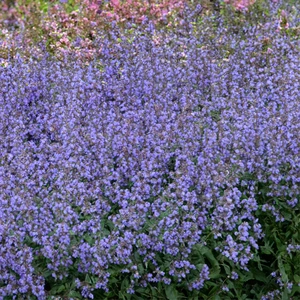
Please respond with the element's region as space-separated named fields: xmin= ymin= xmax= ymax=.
xmin=83 ymin=234 xmax=94 ymax=245
xmin=121 ymin=278 xmax=130 ymax=291
xmin=149 ymin=286 xmax=158 ymax=297
xmin=281 ymin=288 xmax=289 ymax=300
xmin=109 ymin=277 xmax=119 ymax=284
xmin=209 ymin=266 xmax=221 ymax=279
xmin=240 ymin=271 xmax=254 ymax=282
xmin=165 ymin=284 xmax=178 ymax=300
xmin=206 ymin=282 xmax=220 ymax=297
xmin=135 ymin=287 xmax=150 ymax=295
xmin=274 ymin=235 xmax=286 ymax=252
xmin=278 ymin=255 xmax=288 ymax=283
xmin=51 ymin=284 xmax=66 ymax=294
xmin=85 ymin=274 xmax=92 ymax=284
xmin=281 ymin=211 xmax=292 ymax=221
xmin=291 ymin=285 xmax=300 ymax=296
xmin=223 ymin=264 xmax=231 ymax=276
xmin=68 ymin=290 xmax=82 ymax=298
xmin=137 ymin=263 xmax=144 ymax=274
xmin=104 ymin=291 xmax=117 ymax=298
xmin=294 ymin=274 xmax=300 ymax=283
xmin=256 ymin=256 xmax=263 ymax=271
xmin=261 ymin=242 xmax=274 ymax=255
xmin=42 ymin=269 xmax=53 ymax=278
xmin=125 ymin=293 xmax=132 ymax=300
xmin=252 ymin=269 xmax=268 ymax=283
xmin=200 ymin=246 xmax=220 ymax=269
xmin=196 ymin=263 xmax=205 ymax=271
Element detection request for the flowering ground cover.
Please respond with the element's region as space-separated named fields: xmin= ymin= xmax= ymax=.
xmin=0 ymin=0 xmax=300 ymax=299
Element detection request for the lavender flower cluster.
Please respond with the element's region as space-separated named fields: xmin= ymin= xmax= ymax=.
xmin=0 ymin=15 xmax=299 ymax=298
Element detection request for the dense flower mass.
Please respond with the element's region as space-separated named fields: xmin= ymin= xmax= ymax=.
xmin=0 ymin=1 xmax=299 ymax=299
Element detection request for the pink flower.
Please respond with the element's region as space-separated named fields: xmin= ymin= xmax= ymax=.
xmin=111 ymin=0 xmax=120 ymax=8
